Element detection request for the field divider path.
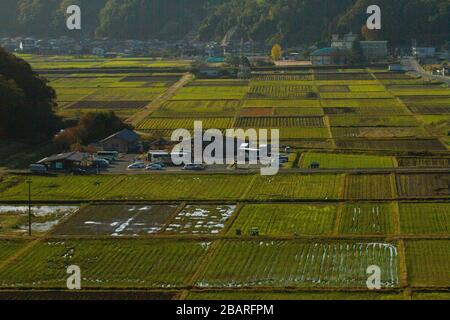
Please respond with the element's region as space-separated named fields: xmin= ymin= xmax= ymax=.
xmin=240 ymin=174 xmax=258 ymax=201
xmin=222 ymin=203 xmax=245 ymax=235
xmin=332 ymin=202 xmax=344 ymax=236
xmin=160 ymin=202 xmax=187 ymax=232
xmin=187 ymin=240 xmax=222 ymax=288
xmin=339 ymin=173 xmax=347 ymax=200
xmin=397 ymin=240 xmax=409 ymax=289
xmin=392 ymin=201 xmax=401 ymax=235
xmin=390 ymin=173 xmax=398 ymax=200
xmin=127 ymin=73 xmax=193 ymax=126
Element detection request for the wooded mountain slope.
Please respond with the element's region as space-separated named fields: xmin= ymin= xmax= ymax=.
xmin=0 ymin=0 xmax=448 ymax=45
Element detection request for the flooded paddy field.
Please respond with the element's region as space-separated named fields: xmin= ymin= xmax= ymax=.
xmin=0 ymin=205 xmax=79 ymax=235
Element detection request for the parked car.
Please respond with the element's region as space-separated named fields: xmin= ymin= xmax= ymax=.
xmin=70 ymin=168 xmax=89 ymax=175
xmin=183 ymin=164 xmax=206 ymax=171
xmin=145 ymin=163 xmax=164 ymax=171
xmin=29 ymin=164 xmax=47 ymax=174
xmin=92 ymin=158 xmax=110 ymax=168
xmin=127 ymin=162 xmax=145 ymax=170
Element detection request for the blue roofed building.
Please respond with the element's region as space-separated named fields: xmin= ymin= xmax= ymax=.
xmin=310 ymin=47 xmax=348 ymax=66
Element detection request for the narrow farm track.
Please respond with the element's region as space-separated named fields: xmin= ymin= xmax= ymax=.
xmin=127 ymin=73 xmax=193 ymax=126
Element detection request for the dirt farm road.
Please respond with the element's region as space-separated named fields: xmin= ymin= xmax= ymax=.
xmin=126 ymin=72 xmax=193 ymax=126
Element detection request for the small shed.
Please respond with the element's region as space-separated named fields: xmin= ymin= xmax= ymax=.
xmin=38 ymin=152 xmax=89 ymax=171
xmin=99 ymin=129 xmax=142 ymax=154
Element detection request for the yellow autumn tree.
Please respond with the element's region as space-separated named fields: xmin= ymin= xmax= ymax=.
xmin=271 ymin=44 xmax=282 ymax=61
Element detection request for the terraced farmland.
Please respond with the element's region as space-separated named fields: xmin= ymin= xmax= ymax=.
xmin=1 ymin=58 xmax=449 ymax=300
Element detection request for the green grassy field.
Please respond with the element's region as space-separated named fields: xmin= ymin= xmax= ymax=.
xmin=406 ymin=240 xmax=450 ymax=287
xmin=399 ymin=203 xmax=450 ymax=234
xmin=227 ymin=204 xmax=336 ymax=236
xmin=300 ymin=152 xmax=396 ymax=169
xmin=338 ymin=202 xmax=394 ymax=234
xmin=0 ymin=239 xmax=208 ymax=288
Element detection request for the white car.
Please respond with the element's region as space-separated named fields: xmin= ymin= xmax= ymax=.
xmin=127 ymin=162 xmax=145 ymax=170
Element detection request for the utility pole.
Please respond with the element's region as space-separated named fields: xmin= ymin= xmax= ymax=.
xmin=27 ymin=180 xmax=32 ymax=237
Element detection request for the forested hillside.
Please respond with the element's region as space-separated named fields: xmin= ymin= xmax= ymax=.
xmin=0 ymin=0 xmax=448 ymax=45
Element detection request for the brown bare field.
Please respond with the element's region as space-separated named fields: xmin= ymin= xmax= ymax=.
xmin=396 ymin=174 xmax=450 ymax=198
xmin=239 ymin=108 xmax=274 ymax=117
xmin=235 ymin=116 xmax=324 ymax=128
xmin=397 ymin=158 xmax=450 ymax=168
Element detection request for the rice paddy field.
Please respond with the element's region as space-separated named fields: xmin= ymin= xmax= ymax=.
xmin=1 ymin=59 xmax=449 ymax=300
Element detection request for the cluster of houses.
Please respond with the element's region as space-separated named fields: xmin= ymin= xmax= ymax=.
xmin=34 ymin=129 xmax=142 ymax=172
xmin=0 ymin=36 xmax=208 ymax=57
xmin=310 ymin=32 xmax=449 ymax=66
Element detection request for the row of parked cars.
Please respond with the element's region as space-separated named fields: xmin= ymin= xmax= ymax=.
xmin=127 ymin=161 xmax=206 ymax=171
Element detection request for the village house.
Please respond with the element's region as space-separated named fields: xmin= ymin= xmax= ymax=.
xmin=310 ymin=47 xmax=348 ymax=66
xmin=98 ymin=129 xmax=142 ymax=154
xmin=37 ymin=151 xmax=89 ymax=171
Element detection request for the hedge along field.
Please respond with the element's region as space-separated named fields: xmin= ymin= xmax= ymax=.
xmin=399 ymin=202 xmax=450 ymax=234
xmin=248 ymin=174 xmax=343 ymax=200
xmin=227 ymin=203 xmax=337 ymax=236
xmin=344 ymin=175 xmax=393 ymax=200
xmin=339 ymin=202 xmax=395 ymax=235
xmin=406 ymin=240 xmax=450 ymax=287
xmin=197 ymin=240 xmax=399 ymax=288
xmin=300 ymin=152 xmax=396 ymax=169
xmin=0 ymin=240 xmax=209 ymax=289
